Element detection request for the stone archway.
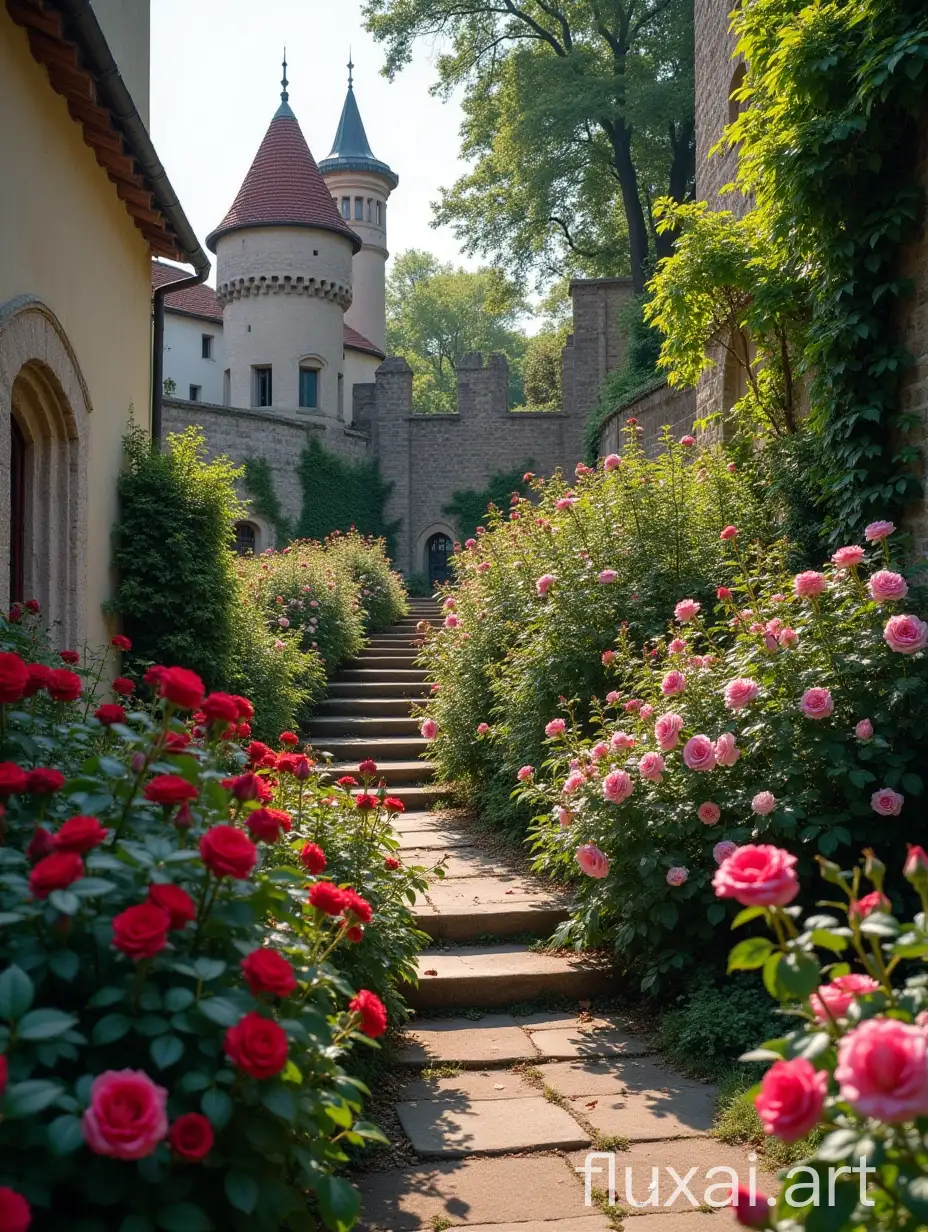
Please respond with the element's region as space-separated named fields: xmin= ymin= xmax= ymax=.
xmin=0 ymin=297 xmax=90 ymax=645
xmin=415 ymin=522 xmax=456 ymax=587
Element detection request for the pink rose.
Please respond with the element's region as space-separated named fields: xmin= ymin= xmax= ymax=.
xmin=603 ymin=770 xmax=634 ymax=804
xmin=654 ymin=713 xmax=683 ymax=750
xmin=810 ymin=974 xmax=880 ymax=1023
xmin=712 ymin=843 xmax=799 ymax=906
xmin=610 ymin=731 xmax=636 ymax=751
xmin=598 ymin=569 xmax=618 ymax=584
xmin=871 ymin=787 xmax=903 ymax=816
xmin=836 ymin=1018 xmax=928 ymax=1121
xmin=544 ymin=718 xmax=567 ymax=738
xmin=557 ymin=807 xmax=573 ymax=827
xmin=849 ymin=890 xmax=891 ymax=919
xmin=724 ymin=677 xmax=759 ymax=711
xmin=536 ymin=574 xmax=556 ymax=597
xmin=477 ymin=723 xmax=489 ymax=735
xmin=800 ymin=687 xmax=834 ymax=720
xmin=720 ymin=525 xmax=738 ymax=541
xmin=516 ymin=765 xmax=534 ymax=782
xmin=674 ymin=599 xmax=701 ymax=622
xmin=639 ymin=704 xmax=654 ymax=719
xmin=682 ymin=734 xmax=717 ymax=771
xmin=562 ymin=770 xmax=585 ymax=794
xmin=832 ymin=545 xmax=865 ymax=568
xmin=82 ymin=1070 xmax=169 ymax=1160
xmin=868 ymin=570 xmax=908 ymax=602
xmin=714 ymin=732 xmax=741 ymax=767
xmin=442 ymin=597 xmax=456 ymax=610
xmin=601 ymin=650 xmax=616 ymax=666
xmin=794 ymin=570 xmax=827 ymax=598
xmin=884 ymin=614 xmax=928 ymax=654
xmin=443 ymin=614 xmax=460 ymax=629
xmin=679 ymin=434 xmax=696 ymax=447
xmin=778 ymin=627 xmax=798 ymax=647
xmin=865 ymin=520 xmax=895 ymax=542
xmin=590 ymin=742 xmax=609 ymax=761
xmin=604 ymin=453 xmax=621 ymax=471
xmin=666 ymin=866 xmax=688 ymax=886
xmin=668 ymin=638 xmax=686 ymax=654
xmin=698 ymin=801 xmax=721 ymax=825
xmin=752 ymin=791 xmax=777 ymax=815
xmin=638 ymin=752 xmax=665 ymax=782
xmin=754 ymin=1058 xmax=827 ymax=1143
xmin=713 ymin=840 xmax=737 ymax=865
xmin=661 ymin=670 xmax=686 ymax=697
xmin=855 ymin=718 xmax=873 ymax=742
xmin=576 ymin=843 xmax=610 ymax=878
xmin=420 ymin=718 xmax=438 ymax=740
xmin=605 ymin=689 xmax=620 ymax=703
xmin=624 ymin=699 xmax=642 ymax=712
xmin=554 ymin=497 xmax=575 ymax=511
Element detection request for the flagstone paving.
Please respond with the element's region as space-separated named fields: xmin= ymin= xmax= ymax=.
xmin=308 ymin=601 xmax=772 ymax=1230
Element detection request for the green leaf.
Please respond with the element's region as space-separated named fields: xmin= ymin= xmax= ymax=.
xmin=18 ymin=1008 xmax=78 ymax=1040
xmin=224 ymin=1172 xmax=259 ymax=1215
xmin=194 ymin=958 xmax=226 ymax=981
xmin=313 ymin=1175 xmax=361 ymax=1232
xmin=155 ymin=1204 xmax=213 ymax=1232
xmin=810 ymin=928 xmax=849 ymax=953
xmin=350 ymin=1120 xmax=389 ymax=1144
xmin=47 ymin=1113 xmax=85 ymax=1155
xmin=731 ymin=905 xmax=767 ymax=929
xmin=0 ymin=965 xmax=34 ymax=1021
xmin=88 ymin=986 xmax=126 ymax=1009
xmin=777 ymin=951 xmax=821 ymax=999
xmin=198 ymin=997 xmax=241 ymax=1028
xmin=163 ymin=987 xmax=195 ymax=1013
xmin=150 ymin=1035 xmax=184 ymax=1069
xmin=48 ymin=889 xmax=80 ymax=915
xmin=322 ymin=1098 xmax=353 ymax=1129
xmin=816 ymin=1128 xmax=862 ymax=1162
xmin=48 ymin=950 xmax=80 ymax=981
xmin=201 ymin=1088 xmax=233 ymax=1128
xmin=261 ymin=1084 xmax=297 ymax=1121
xmin=93 ymin=1013 xmax=132 ymax=1045
xmin=4 ymin=1078 xmax=63 ymax=1117
xmin=728 ymin=936 xmax=774 ymax=972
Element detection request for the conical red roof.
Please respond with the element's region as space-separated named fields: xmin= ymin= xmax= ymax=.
xmin=206 ymin=107 xmax=361 ymax=253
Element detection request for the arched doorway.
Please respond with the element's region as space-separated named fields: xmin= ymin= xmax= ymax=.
xmin=427 ymin=533 xmax=453 ymax=586
xmin=233 ymin=521 xmax=257 ymax=555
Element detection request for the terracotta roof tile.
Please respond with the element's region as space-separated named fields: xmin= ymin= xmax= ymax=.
xmin=151 ymin=261 xmax=223 ymax=322
xmin=343 ymin=325 xmax=385 ymax=359
xmin=206 ymin=109 xmax=361 ymax=253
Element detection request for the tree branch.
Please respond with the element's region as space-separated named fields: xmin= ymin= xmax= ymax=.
xmin=548 ymin=215 xmax=608 ymax=259
xmin=501 ymin=0 xmax=566 ymax=55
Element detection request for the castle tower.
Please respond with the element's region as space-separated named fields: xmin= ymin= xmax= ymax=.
xmin=319 ymin=58 xmax=398 ymax=354
xmin=206 ymin=58 xmax=361 ymax=420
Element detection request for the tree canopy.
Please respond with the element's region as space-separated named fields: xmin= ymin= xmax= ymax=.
xmin=364 ymin=0 xmax=694 ymax=291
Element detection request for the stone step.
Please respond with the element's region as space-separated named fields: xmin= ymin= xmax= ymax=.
xmin=334 ymin=667 xmax=429 ymax=682
xmin=386 ymin=784 xmax=451 ymax=811
xmin=326 ymin=759 xmax=434 ymax=786
xmin=314 ymin=696 xmax=418 ymax=716
xmin=325 ymin=681 xmax=429 ymax=699
xmin=405 ymin=944 xmax=614 ymax=1010
xmin=351 ymin=653 xmax=422 ymax=668
xmin=309 ymin=735 xmax=429 ymax=761
xmin=396 ymin=1092 xmax=589 ymax=1158
xmin=414 ymin=876 xmax=569 ymax=941
xmin=304 ymin=715 xmax=421 ymax=737
xmin=397 ymin=829 xmax=475 ymax=851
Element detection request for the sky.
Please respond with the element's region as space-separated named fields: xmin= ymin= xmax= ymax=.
xmin=150 ymin=0 xmax=474 ymax=286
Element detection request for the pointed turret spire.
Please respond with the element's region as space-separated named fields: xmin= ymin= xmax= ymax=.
xmin=318 ymin=58 xmax=398 ymax=189
xmin=275 ymin=47 xmax=294 ymax=119
xmin=348 ymin=49 xmax=354 ymax=90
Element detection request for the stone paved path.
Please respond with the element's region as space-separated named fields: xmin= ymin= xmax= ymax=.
xmin=307 ymin=601 xmax=774 ymax=1230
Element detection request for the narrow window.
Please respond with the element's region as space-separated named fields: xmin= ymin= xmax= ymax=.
xmin=337 ymin=373 xmax=344 ymax=420
xmin=188 ymin=384 xmax=201 ymax=402
xmin=222 ymin=369 xmax=231 ymax=406
xmin=354 ymin=196 xmax=364 ymax=221
xmin=729 ymin=62 xmax=747 ymax=126
xmin=253 ymin=366 xmax=272 ymax=408
xmin=201 ymin=334 xmax=213 ymax=359
xmin=299 ymin=367 xmax=319 ymax=409
xmin=376 ymin=201 xmax=382 ymax=226
xmin=341 ymin=197 xmax=351 ymax=219
xmin=366 ymin=198 xmax=373 ymax=221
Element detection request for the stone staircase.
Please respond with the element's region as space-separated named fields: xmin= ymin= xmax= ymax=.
xmin=308 ymin=602 xmax=763 ymax=1231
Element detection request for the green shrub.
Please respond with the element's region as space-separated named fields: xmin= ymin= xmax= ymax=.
xmin=295 ymin=439 xmax=398 ymax=553
xmin=323 ymin=530 xmax=408 ymax=632
xmin=659 ymin=975 xmax=780 ymax=1079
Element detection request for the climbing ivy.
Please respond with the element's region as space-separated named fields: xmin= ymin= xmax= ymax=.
xmin=443 ymin=464 xmax=534 ymax=540
xmin=295 ymin=438 xmax=399 ymax=551
xmin=242 ymin=456 xmax=293 ymax=543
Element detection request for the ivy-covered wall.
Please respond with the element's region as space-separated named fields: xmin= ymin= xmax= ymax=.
xmin=443 ymin=464 xmax=534 ymax=539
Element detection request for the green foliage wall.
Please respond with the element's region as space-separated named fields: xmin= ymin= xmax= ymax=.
xmin=242 ymin=456 xmax=292 ymax=543
xmin=443 ymin=464 xmax=533 ymax=540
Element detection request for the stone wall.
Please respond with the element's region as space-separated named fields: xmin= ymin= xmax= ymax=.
xmin=562 ymin=278 xmax=636 ymax=422
xmin=598 ymin=380 xmax=697 ymax=459
xmin=369 ymin=354 xmax=586 ymax=576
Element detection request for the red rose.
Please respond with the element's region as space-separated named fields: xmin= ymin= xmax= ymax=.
xmin=224 ymin=1012 xmax=288 ymax=1079
xmin=158 ymin=666 xmax=205 ymax=711
xmin=247 ymin=741 xmax=274 ymax=766
xmin=0 ymin=653 xmax=28 ymax=704
xmin=227 ymin=772 xmax=261 ymax=801
xmin=308 ymin=882 xmax=347 ymax=916
xmin=199 ymin=825 xmax=257 ymax=880
xmin=279 ymin=731 xmax=299 ymax=746
xmin=163 ymin=731 xmax=191 ymax=753
xmin=47 ymin=669 xmax=82 ymax=702
xmin=111 ymin=634 xmax=132 ymax=651
xmin=337 ymin=775 xmax=358 ymax=788
xmin=246 ymin=808 xmax=291 ymax=844
xmin=169 ymin=1112 xmax=213 ymax=1162
xmin=22 ymin=663 xmax=51 ymax=698
xmin=0 ymin=764 xmax=28 ymax=798
xmin=384 ymin=797 xmax=405 ymax=814
xmin=0 ymin=1054 xmax=7 ymax=1095
xmin=59 ymin=650 xmax=80 ymax=665
xmin=55 ymin=815 xmax=107 ymax=854
xmin=112 ymin=677 xmax=135 ymax=697
xmin=201 ymin=692 xmax=240 ymax=724
xmin=26 ymin=826 xmax=55 ymax=862
xmin=24 ymin=599 xmax=40 ymax=614
xmin=358 ymin=759 xmax=378 ymax=775
xmin=299 ymin=843 xmax=326 ymax=874
xmin=82 ymin=1069 xmax=167 ymax=1160
xmin=26 ymin=768 xmax=65 ymax=796
xmin=28 ymin=852 xmax=83 ymax=899
xmin=144 ymin=775 xmax=198 ymax=807
xmin=0 ymin=1187 xmax=31 ymax=1232
xmin=7 ymin=605 xmax=22 ymax=623
xmin=143 ymin=665 xmax=166 ymax=688
xmin=95 ymin=703 xmax=126 ymax=726
xmin=346 ymin=926 xmax=363 ymax=943
xmin=342 ymin=889 xmax=373 ymax=924
xmin=241 ymin=949 xmax=297 ymax=998
xmin=276 ymin=753 xmax=299 ymax=775
xmin=234 ymin=696 xmax=254 ymax=720
xmin=384 ymin=857 xmax=401 ymax=871
xmin=147 ymin=883 xmax=196 ymax=929
xmin=235 ymin=722 xmax=252 ymax=739
xmin=112 ymin=903 xmax=170 ymax=960
xmin=349 ymin=989 xmax=388 ymax=1038
xmin=355 ymin=793 xmax=378 ymax=811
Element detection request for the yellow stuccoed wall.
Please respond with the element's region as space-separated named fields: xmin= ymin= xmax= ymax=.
xmin=0 ymin=5 xmax=153 ymax=650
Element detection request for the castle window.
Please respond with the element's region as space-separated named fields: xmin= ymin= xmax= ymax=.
xmin=189 ymin=384 xmax=201 ymax=402
xmin=233 ymin=521 xmax=257 ymax=555
xmin=201 ymin=334 xmax=213 ymax=360
xmin=252 ymin=366 xmax=272 ymax=408
xmin=354 ymin=197 xmax=364 ymax=221
xmin=366 ymin=198 xmax=373 ymax=221
xmin=341 ymin=197 xmax=350 ymax=219
xmin=299 ymin=367 xmax=319 ymax=410
xmin=376 ymin=201 xmax=382 ymax=226
xmin=222 ymin=369 xmax=230 ymax=406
